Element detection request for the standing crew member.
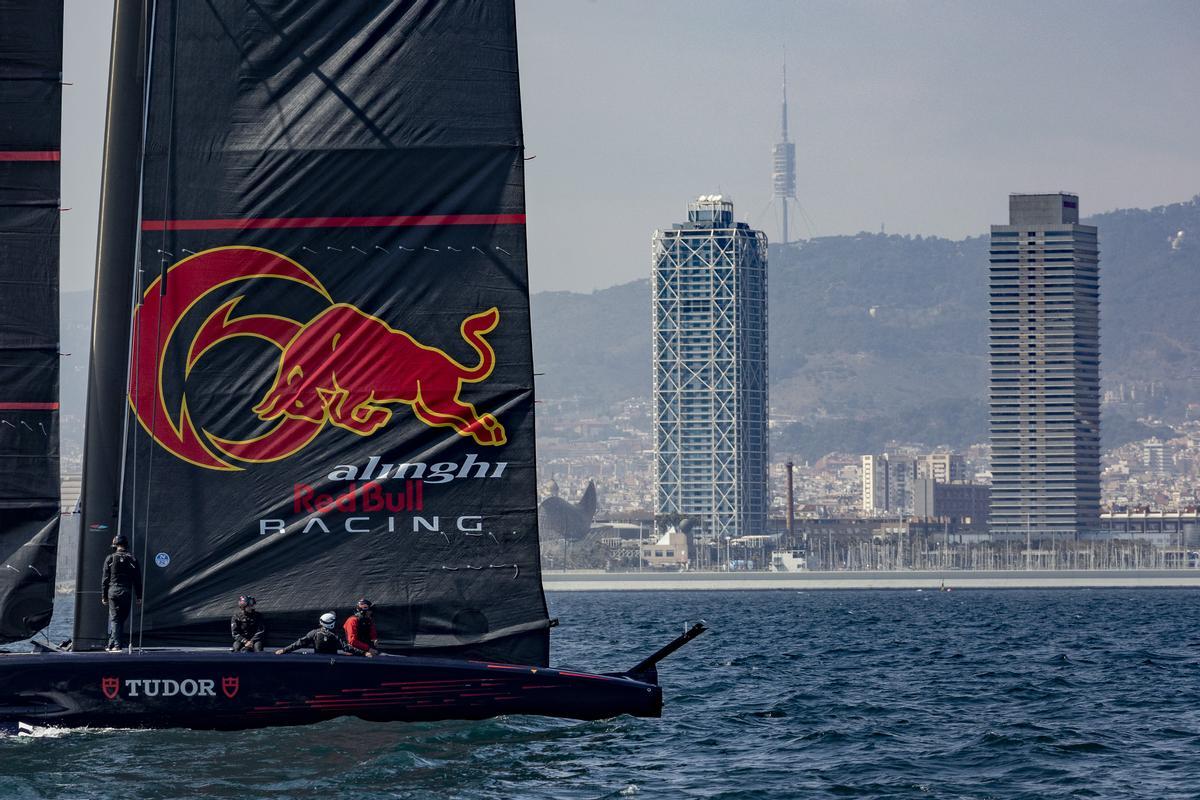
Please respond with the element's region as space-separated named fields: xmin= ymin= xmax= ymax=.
xmin=230 ymin=595 xmax=267 ymax=652
xmin=100 ymin=535 xmax=142 ymax=652
xmin=344 ymin=598 xmax=380 ymax=657
xmin=275 ymin=613 xmax=360 ymax=656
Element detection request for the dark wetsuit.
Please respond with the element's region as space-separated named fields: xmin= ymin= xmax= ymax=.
xmin=101 ymin=550 xmax=142 ymax=649
xmin=231 ymin=609 xmax=266 ymax=652
xmin=278 ymin=628 xmax=359 ymax=655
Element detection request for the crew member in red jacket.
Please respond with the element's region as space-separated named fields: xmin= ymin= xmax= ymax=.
xmin=344 ymin=598 xmax=380 ymax=657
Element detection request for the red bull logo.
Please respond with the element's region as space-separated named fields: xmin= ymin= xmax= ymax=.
xmin=252 ymin=303 xmax=504 ymax=443
xmin=129 ymin=246 xmax=507 ymax=471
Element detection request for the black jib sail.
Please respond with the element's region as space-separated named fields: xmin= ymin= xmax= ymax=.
xmin=78 ymin=0 xmax=549 ymax=664
xmin=0 ymin=0 xmax=63 ymax=643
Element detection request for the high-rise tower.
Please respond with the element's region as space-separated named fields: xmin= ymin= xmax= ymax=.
xmin=771 ymin=63 xmax=796 ymax=245
xmin=988 ymin=193 xmax=1101 ymax=540
xmin=652 ymin=196 xmax=769 ymax=553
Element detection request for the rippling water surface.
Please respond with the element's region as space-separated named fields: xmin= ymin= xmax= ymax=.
xmin=3 ymin=589 xmax=1200 ymax=799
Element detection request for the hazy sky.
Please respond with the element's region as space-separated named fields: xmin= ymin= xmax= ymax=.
xmin=60 ymin=0 xmax=1200 ymax=294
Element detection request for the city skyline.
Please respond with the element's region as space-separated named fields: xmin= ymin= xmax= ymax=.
xmin=35 ymin=4 xmax=1200 ymax=532
xmin=54 ymin=1 xmax=1200 ymax=294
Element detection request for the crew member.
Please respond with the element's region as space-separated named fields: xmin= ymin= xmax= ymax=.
xmin=343 ymin=598 xmax=380 ymax=657
xmin=275 ymin=612 xmax=360 ymax=656
xmin=230 ymin=595 xmax=267 ymax=652
xmin=101 ymin=535 xmax=143 ymax=652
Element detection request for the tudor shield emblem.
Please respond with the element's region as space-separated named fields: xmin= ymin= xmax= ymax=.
xmin=102 ymin=677 xmax=120 ymax=700
xmin=221 ymin=676 xmax=240 ymax=699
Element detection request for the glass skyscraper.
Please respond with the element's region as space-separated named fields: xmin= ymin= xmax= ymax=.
xmin=988 ymin=193 xmax=1101 ymax=539
xmin=652 ymin=196 xmax=768 ymax=552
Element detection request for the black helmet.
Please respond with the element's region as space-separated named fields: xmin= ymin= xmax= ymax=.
xmin=356 ymin=598 xmax=373 ymax=614
xmin=238 ymin=595 xmax=256 ymax=609
xmin=111 ymin=534 xmax=128 ymax=549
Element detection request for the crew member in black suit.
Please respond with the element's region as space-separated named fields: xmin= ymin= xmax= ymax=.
xmin=100 ymin=535 xmax=142 ymax=652
xmin=275 ymin=612 xmax=361 ymax=656
xmin=230 ymin=595 xmax=267 ymax=652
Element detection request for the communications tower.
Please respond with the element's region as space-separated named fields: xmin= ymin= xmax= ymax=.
xmin=771 ymin=63 xmax=796 ymax=244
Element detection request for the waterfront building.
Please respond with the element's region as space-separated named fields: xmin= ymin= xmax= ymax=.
xmin=652 ymin=195 xmax=769 ymax=546
xmin=640 ymin=528 xmax=691 ymax=570
xmin=913 ymin=479 xmax=990 ymax=524
xmin=989 ymin=193 xmax=1101 ymax=539
xmin=1099 ymin=508 xmax=1200 ymax=548
xmin=1142 ymin=438 xmax=1168 ymax=476
xmin=861 ymin=453 xmax=917 ymax=515
xmin=919 ymin=452 xmax=966 ymax=484
xmin=861 ymin=455 xmax=886 ymax=513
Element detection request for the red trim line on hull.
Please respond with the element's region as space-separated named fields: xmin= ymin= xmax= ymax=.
xmin=0 ymin=402 xmax=59 ymax=410
xmin=140 ymin=213 xmax=525 ymax=231
xmin=0 ymin=151 xmax=60 ymax=162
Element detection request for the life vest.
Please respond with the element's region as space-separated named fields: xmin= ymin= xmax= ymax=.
xmin=344 ymin=613 xmax=377 ymax=651
xmin=105 ymin=551 xmax=140 ymax=594
xmin=311 ymin=628 xmax=341 ymax=654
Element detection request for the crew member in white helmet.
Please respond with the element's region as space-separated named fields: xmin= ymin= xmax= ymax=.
xmin=275 ymin=612 xmax=361 ymax=656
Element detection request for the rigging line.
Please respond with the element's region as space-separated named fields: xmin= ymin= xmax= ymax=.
xmin=137 ymin=257 xmax=168 ymax=653
xmin=793 ymin=200 xmax=817 ymax=240
xmin=754 ymin=196 xmax=774 ymax=234
xmin=123 ymin=262 xmax=144 ymax=650
xmin=115 ymin=0 xmax=160 ymax=653
xmin=138 ymin=0 xmax=179 ymax=653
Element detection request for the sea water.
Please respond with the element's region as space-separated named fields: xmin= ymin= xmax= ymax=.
xmin=2 ymin=589 xmax=1198 ymax=799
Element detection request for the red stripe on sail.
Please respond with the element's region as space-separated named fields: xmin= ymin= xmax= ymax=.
xmin=0 ymin=402 xmax=59 ymax=410
xmin=0 ymin=151 xmax=60 ymax=162
xmin=140 ymin=213 xmax=525 ymax=231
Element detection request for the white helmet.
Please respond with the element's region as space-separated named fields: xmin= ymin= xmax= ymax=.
xmin=319 ymin=612 xmax=336 ymax=629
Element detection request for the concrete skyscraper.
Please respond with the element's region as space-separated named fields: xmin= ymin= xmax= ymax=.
xmin=989 ymin=193 xmax=1101 ymax=539
xmin=861 ymin=454 xmax=915 ymax=515
xmin=653 ymin=196 xmax=768 ymax=550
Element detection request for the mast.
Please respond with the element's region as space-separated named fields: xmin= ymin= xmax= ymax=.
xmin=74 ymin=0 xmax=149 ymax=649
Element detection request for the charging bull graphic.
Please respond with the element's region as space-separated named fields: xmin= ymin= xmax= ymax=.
xmin=128 ymin=246 xmax=508 ymax=471
xmin=252 ymin=303 xmax=505 ymax=444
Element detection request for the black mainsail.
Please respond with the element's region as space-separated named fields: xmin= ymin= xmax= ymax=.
xmin=0 ymin=0 xmax=63 ymax=643
xmin=78 ymin=0 xmax=549 ymax=664
xmin=2 ymin=1 xmax=702 ymax=733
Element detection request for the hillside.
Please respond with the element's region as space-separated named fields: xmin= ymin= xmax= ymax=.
xmin=531 ymin=196 xmax=1200 ymax=459
xmin=58 ymin=196 xmax=1200 ymax=463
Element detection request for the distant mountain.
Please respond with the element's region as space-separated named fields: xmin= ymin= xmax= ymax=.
xmin=531 ymin=196 xmax=1200 ymax=460
xmin=57 ymin=197 xmax=1200 ymax=463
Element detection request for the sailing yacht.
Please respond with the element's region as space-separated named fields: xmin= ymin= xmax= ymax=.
xmin=0 ymin=0 xmax=703 ymax=732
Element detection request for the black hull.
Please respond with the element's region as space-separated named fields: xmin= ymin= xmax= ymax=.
xmin=0 ymin=650 xmax=660 ymax=731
